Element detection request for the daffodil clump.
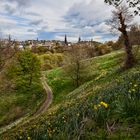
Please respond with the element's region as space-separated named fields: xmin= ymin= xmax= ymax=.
xmin=100 ymin=101 xmax=108 ymax=108
xmin=128 ymin=82 xmax=139 ymax=94
xmin=94 ymin=101 xmax=108 ymax=110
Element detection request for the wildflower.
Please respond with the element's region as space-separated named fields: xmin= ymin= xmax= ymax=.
xmin=132 ymin=89 xmax=136 ymax=92
xmin=27 ymin=137 xmax=31 ymax=140
xmin=100 ymin=101 xmax=108 ymax=108
xmin=128 ymin=90 xmax=131 ymax=93
xmin=76 ymin=113 xmax=80 ymax=116
xmin=134 ymin=84 xmax=137 ymax=87
xmin=94 ymin=105 xmax=98 ymax=110
xmin=49 ymin=113 xmax=52 ymax=115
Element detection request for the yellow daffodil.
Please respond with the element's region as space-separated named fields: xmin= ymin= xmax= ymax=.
xmin=100 ymin=101 xmax=108 ymax=108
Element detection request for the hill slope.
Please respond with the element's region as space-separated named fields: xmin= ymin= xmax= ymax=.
xmin=1 ymin=49 xmax=140 ymax=140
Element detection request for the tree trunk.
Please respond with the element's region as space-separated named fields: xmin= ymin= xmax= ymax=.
xmin=123 ymin=31 xmax=135 ymax=68
xmin=118 ymin=12 xmax=135 ymax=69
xmin=76 ymin=61 xmax=80 ymax=87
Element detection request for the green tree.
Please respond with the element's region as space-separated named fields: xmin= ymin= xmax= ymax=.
xmin=7 ymin=50 xmax=41 ymax=89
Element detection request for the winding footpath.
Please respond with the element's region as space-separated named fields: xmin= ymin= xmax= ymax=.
xmin=0 ymin=73 xmax=53 ymax=135
xmin=34 ymin=73 xmax=53 ymax=116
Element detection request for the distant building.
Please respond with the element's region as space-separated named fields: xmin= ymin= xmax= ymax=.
xmin=64 ymin=34 xmax=68 ymax=45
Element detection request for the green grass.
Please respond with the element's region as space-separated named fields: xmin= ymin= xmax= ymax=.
xmin=46 ymin=51 xmax=123 ymax=104
xmin=46 ymin=67 xmax=75 ymax=104
xmin=0 ymin=82 xmax=45 ymax=127
xmin=1 ymin=49 xmax=140 ymax=140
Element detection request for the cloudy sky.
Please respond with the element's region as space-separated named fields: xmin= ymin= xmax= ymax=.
xmin=0 ymin=0 xmax=139 ymax=42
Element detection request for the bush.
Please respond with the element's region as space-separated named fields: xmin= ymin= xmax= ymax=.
xmin=96 ymin=44 xmax=112 ymax=55
xmin=40 ymin=53 xmax=64 ymax=70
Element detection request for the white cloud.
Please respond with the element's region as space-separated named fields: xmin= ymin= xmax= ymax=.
xmin=0 ymin=15 xmax=37 ymax=40
xmin=0 ymin=0 xmax=139 ymax=41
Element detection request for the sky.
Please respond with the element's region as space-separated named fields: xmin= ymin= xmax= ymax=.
xmin=0 ymin=0 xmax=139 ymax=42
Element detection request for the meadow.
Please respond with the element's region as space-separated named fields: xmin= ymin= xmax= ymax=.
xmin=1 ymin=48 xmax=140 ymax=139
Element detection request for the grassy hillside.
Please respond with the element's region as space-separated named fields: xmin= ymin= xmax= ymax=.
xmin=46 ymin=68 xmax=75 ymax=104
xmin=1 ymin=49 xmax=140 ymax=139
xmin=0 ymin=82 xmax=45 ymax=128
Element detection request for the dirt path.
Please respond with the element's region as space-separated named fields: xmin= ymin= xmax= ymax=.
xmin=0 ymin=73 xmax=53 ymax=135
xmin=34 ymin=73 xmax=53 ymax=116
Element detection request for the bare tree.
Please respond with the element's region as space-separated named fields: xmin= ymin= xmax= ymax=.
xmin=105 ymin=0 xmax=140 ymax=15
xmin=129 ymin=24 xmax=140 ymax=46
xmin=63 ymin=45 xmax=90 ymax=87
xmin=0 ymin=38 xmax=17 ymax=72
xmin=108 ymin=6 xmax=135 ymax=68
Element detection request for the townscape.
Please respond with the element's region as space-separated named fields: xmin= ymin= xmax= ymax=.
xmin=0 ymin=0 xmax=140 ymax=139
